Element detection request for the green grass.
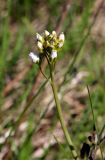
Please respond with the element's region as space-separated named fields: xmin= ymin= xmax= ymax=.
xmin=0 ymin=0 xmax=105 ymax=159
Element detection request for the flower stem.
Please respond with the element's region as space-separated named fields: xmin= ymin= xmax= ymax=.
xmin=50 ymin=69 xmax=78 ymax=160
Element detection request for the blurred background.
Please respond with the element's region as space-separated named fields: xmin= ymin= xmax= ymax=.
xmin=0 ymin=0 xmax=105 ymax=159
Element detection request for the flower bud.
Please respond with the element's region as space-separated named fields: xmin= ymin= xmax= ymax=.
xmin=51 ymin=50 xmax=57 ymax=59
xmin=36 ymin=33 xmax=43 ymax=42
xmin=52 ymin=31 xmax=56 ymax=36
xmin=59 ymin=32 xmax=65 ymax=42
xmin=44 ymin=30 xmax=50 ymax=37
xmin=37 ymin=41 xmax=43 ymax=51
xmin=29 ymin=52 xmax=39 ymax=63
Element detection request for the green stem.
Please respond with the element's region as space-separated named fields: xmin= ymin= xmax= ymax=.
xmin=50 ymin=69 xmax=78 ymax=160
xmin=87 ymin=86 xmax=104 ymax=160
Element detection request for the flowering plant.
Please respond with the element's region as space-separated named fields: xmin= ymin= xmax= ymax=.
xmin=29 ymin=31 xmax=78 ymax=160
xmin=29 ymin=30 xmax=65 ymax=64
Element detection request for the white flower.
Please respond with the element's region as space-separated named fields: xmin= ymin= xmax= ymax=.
xmin=44 ymin=30 xmax=50 ymax=36
xmin=29 ymin=52 xmax=39 ymax=63
xmin=36 ymin=33 xmax=43 ymax=42
xmin=59 ymin=32 xmax=65 ymax=42
xmin=51 ymin=50 xmax=57 ymax=59
xmin=37 ymin=41 xmax=43 ymax=50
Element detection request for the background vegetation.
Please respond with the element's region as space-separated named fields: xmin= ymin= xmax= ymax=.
xmin=0 ymin=0 xmax=105 ymax=159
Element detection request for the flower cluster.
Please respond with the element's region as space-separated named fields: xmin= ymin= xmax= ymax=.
xmin=29 ymin=30 xmax=65 ymax=63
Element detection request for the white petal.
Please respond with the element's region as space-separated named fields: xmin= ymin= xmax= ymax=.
xmin=59 ymin=32 xmax=65 ymax=42
xmin=51 ymin=50 xmax=57 ymax=59
xmin=29 ymin=52 xmax=39 ymax=63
